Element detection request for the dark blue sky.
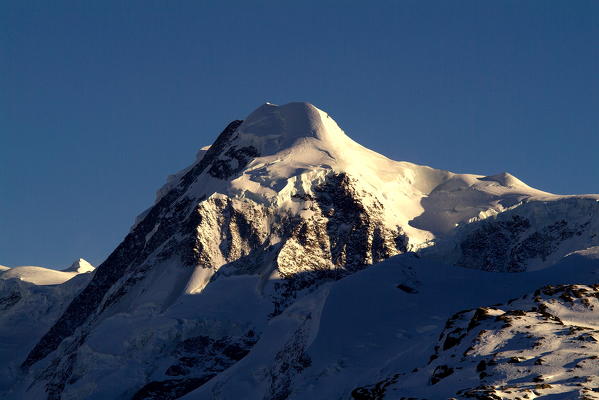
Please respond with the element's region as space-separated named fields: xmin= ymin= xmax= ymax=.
xmin=2 ymin=1 xmax=598 ymax=269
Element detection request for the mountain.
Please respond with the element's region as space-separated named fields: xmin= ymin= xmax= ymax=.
xmin=1 ymin=102 xmax=598 ymax=400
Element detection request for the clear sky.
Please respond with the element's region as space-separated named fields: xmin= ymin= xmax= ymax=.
xmin=2 ymin=1 xmax=598 ymax=269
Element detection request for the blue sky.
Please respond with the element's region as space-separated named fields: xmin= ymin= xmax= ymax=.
xmin=2 ymin=1 xmax=598 ymax=269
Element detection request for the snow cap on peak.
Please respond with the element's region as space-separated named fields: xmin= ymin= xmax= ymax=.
xmin=237 ymin=102 xmax=348 ymax=155
xmin=64 ymin=258 xmax=95 ymax=273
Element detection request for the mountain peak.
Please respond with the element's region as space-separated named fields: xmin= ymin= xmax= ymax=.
xmin=243 ymin=102 xmax=323 ymax=131
xmin=235 ymin=102 xmax=349 ymax=156
xmin=64 ymin=258 xmax=95 ymax=273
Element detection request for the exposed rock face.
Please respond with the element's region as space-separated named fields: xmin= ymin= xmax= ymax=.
xmin=428 ymin=198 xmax=599 ymax=272
xmin=0 ymin=273 xmax=94 ymax=395
xmin=272 ymin=173 xmax=407 ymax=313
xmin=132 ymin=330 xmax=258 ymax=400
xmin=0 ymin=284 xmax=21 ymax=311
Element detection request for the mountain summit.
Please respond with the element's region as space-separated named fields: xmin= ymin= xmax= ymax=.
xmin=2 ymin=102 xmax=598 ymax=400
xmin=235 ymin=102 xmax=350 ymax=152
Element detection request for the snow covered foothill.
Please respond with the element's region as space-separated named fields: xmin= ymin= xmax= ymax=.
xmin=0 ymin=258 xmax=94 ymax=285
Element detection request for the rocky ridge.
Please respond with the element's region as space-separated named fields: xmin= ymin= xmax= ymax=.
xmin=352 ymin=283 xmax=599 ymax=399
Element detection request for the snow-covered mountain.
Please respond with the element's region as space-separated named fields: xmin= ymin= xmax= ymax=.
xmin=1 ymin=102 xmax=597 ymax=400
xmin=0 ymin=259 xmax=95 ymax=286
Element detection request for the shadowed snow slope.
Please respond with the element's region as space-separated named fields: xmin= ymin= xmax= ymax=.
xmin=2 ymin=102 xmax=598 ymax=400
